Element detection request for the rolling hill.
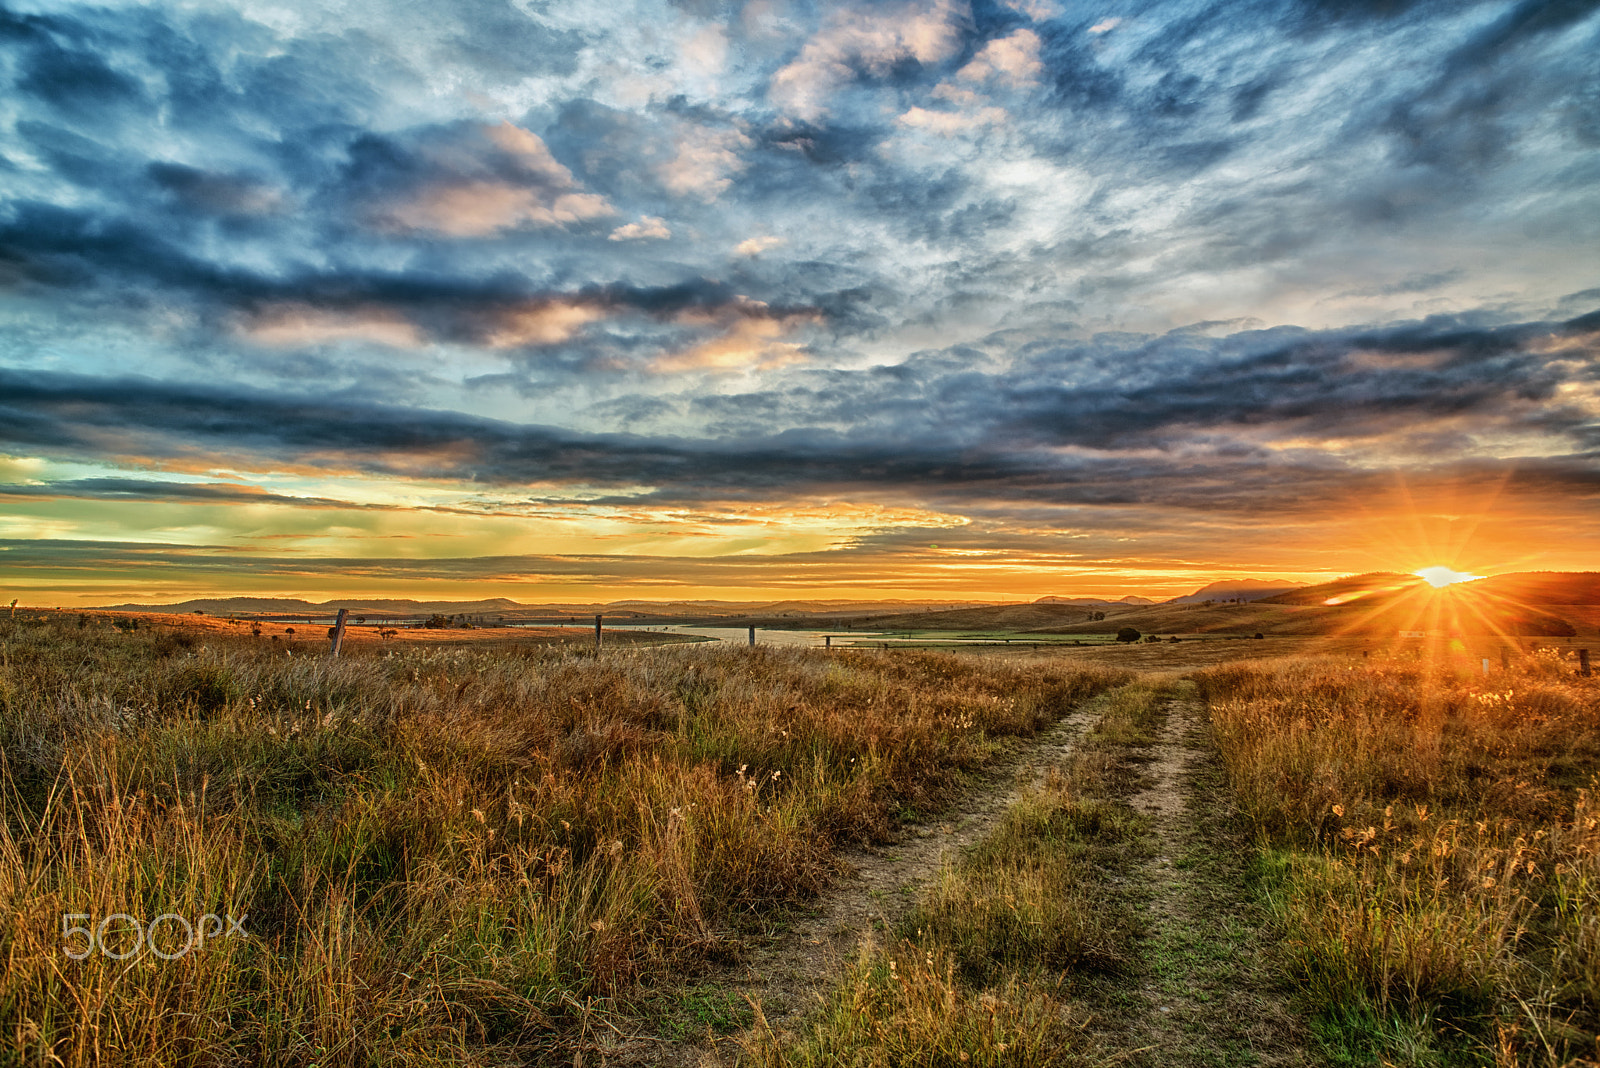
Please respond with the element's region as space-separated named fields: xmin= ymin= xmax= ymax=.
xmin=1167 ymin=579 xmax=1299 ymax=604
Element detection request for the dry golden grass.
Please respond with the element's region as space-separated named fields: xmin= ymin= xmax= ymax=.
xmin=1196 ymin=652 xmax=1600 ymax=1066
xmin=751 ymin=683 xmax=1160 ymax=1068
xmin=0 ymin=612 xmax=1128 ymax=1066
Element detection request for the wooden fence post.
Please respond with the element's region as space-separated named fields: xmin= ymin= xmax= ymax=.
xmin=594 ymin=614 xmax=603 ymax=651
xmin=329 ymin=608 xmax=348 ymax=657
xmin=748 ymin=625 xmax=755 ymax=647
xmin=1581 ymin=648 xmax=1592 ymax=678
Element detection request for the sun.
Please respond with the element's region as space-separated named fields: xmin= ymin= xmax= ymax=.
xmin=1414 ymin=565 xmax=1483 ymax=588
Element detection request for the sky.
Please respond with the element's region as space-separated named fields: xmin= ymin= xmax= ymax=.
xmin=1 ymin=0 xmax=1597 ymax=607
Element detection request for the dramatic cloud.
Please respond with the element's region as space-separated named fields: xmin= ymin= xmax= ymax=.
xmin=1 ymin=0 xmax=1596 ymax=604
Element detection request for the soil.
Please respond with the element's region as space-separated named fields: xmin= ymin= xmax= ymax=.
xmin=1097 ymin=687 xmax=1317 ymax=1068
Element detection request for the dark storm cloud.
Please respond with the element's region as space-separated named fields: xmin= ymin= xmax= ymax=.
xmin=2 ymin=309 xmax=1594 ymax=509
xmin=0 ymin=194 xmax=832 ymax=357
xmin=0 ymin=478 xmax=364 ymax=509
xmin=6 ymin=9 xmax=147 ymax=121
xmin=0 ymin=538 xmax=983 ymax=590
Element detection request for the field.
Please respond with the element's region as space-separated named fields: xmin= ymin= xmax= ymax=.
xmin=2 ymin=610 xmax=1597 ymax=1066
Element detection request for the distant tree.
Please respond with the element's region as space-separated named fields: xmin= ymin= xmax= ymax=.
xmin=284 ymin=627 xmax=294 ymax=636
xmin=425 ymin=614 xmax=449 ymax=629
xmin=1116 ymin=627 xmax=1140 ymax=643
xmin=1254 ymin=633 xmax=1265 ymax=639
xmin=1168 ymin=635 xmax=1180 ymax=643
xmin=1144 ymin=634 xmax=1160 ymax=643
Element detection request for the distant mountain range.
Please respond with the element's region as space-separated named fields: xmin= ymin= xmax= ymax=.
xmin=94 ymin=595 xmax=998 ymax=619
xmin=1034 ymin=595 xmax=1157 ymax=606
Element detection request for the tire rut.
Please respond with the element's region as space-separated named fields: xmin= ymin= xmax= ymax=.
xmin=1109 ymin=689 xmax=1316 ymax=1068
xmin=731 ymin=700 xmax=1102 ymax=1037
xmin=615 ymin=700 xmax=1104 ymax=1065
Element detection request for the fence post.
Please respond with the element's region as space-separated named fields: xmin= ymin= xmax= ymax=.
xmin=595 ymin=614 xmax=602 ymax=651
xmin=1501 ymin=648 xmax=1510 ymax=672
xmin=748 ymin=625 xmax=756 ymax=647
xmin=329 ymin=608 xmax=348 ymax=657
xmin=825 ymin=635 xmax=832 ymax=649
xmin=1581 ymin=648 xmax=1592 ymax=678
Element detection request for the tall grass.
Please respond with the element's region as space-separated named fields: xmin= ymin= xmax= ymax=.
xmin=1196 ymin=655 xmax=1600 ymax=1065
xmin=0 ymin=614 xmax=1128 ymax=1066
xmin=752 ymin=683 xmax=1160 ymax=1067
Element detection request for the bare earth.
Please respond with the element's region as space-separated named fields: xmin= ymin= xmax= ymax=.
xmin=1104 ymin=689 xmax=1316 ymax=1068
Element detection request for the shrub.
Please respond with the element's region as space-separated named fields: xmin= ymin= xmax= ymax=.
xmin=1115 ymin=627 xmax=1140 ymax=643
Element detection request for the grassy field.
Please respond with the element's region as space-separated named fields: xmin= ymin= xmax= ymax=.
xmin=749 ymin=682 xmax=1164 ymax=1067
xmin=0 ymin=612 xmax=1128 ymax=1067
xmin=4 ymin=608 xmax=1598 ymax=1067
xmin=1197 ymin=650 xmax=1600 ymax=1066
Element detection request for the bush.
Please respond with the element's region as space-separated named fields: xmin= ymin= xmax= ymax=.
xmin=1115 ymin=627 xmax=1140 ymax=643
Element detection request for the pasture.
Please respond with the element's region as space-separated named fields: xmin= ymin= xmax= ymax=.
xmin=2 ymin=610 xmax=1596 ymax=1066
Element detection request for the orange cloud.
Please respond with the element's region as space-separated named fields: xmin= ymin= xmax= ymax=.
xmin=383 ymin=181 xmax=612 ymax=237
xmin=650 ymin=316 xmax=811 ymax=373
xmin=957 ymin=29 xmax=1042 ymax=86
xmin=486 ymin=299 xmax=609 ymax=347
xmin=734 ymin=235 xmax=786 ymax=256
xmin=657 ymin=124 xmax=751 ymax=201
xmin=770 ymin=0 xmax=966 ymax=120
xmin=897 ymin=104 xmax=1007 ymax=134
xmin=240 ymin=304 xmax=422 ymax=348
xmin=609 ymin=216 xmax=672 ymax=241
xmin=378 ymin=123 xmax=614 ymax=236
